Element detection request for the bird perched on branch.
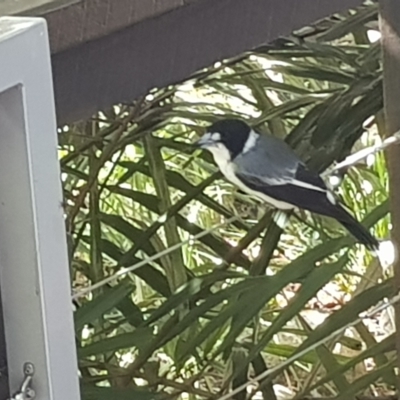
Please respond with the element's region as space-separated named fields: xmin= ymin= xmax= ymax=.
xmin=196 ymin=118 xmax=379 ymax=251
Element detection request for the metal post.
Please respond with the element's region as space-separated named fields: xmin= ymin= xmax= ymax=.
xmin=0 ymin=17 xmax=80 ymax=399
xmin=380 ymin=0 xmax=400 ymax=388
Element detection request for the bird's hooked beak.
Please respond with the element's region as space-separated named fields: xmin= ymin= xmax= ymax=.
xmin=194 ymin=132 xmax=214 ymax=149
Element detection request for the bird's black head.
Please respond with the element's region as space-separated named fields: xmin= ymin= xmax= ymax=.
xmin=197 ymin=119 xmax=251 ymax=158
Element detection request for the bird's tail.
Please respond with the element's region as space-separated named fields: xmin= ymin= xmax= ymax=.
xmin=335 ymin=206 xmax=379 ymax=252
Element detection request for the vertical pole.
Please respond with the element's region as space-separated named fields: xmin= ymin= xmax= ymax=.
xmin=379 ymin=0 xmax=400 ymax=385
xmin=0 ymin=17 xmax=80 ymax=399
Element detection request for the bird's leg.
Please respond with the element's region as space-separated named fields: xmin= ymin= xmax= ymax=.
xmin=272 ymin=210 xmax=290 ymax=229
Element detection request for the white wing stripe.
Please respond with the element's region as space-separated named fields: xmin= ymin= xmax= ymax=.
xmin=290 ymin=178 xmax=337 ymax=205
xmin=290 ymin=178 xmax=326 ymax=192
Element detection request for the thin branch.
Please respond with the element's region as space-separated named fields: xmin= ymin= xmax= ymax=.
xmin=217 ymin=292 xmax=400 ymax=400
xmin=66 ymin=106 xmax=138 ymax=231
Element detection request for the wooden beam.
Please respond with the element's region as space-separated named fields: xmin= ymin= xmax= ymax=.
xmin=4 ymin=0 xmax=198 ymax=53
xmin=50 ymin=0 xmax=364 ymax=124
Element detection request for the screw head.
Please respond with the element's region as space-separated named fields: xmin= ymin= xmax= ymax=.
xmin=23 ymin=362 xmax=34 ymax=376
xmin=25 ymin=387 xmax=35 ymax=399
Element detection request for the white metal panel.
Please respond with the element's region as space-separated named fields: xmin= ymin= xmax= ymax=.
xmin=0 ymin=17 xmax=80 ymax=399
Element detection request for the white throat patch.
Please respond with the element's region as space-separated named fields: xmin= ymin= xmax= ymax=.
xmin=242 ymin=129 xmax=259 ymax=154
xmin=207 ymin=143 xmax=232 ymax=166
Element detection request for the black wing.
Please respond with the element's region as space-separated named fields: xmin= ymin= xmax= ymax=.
xmin=236 ymin=163 xmax=334 ymax=216
xmin=236 ymin=164 xmax=379 ymax=250
xmin=295 ymin=164 xmax=326 ymax=189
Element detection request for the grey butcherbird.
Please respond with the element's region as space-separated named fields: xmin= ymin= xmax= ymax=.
xmin=196 ymin=118 xmax=379 ymax=251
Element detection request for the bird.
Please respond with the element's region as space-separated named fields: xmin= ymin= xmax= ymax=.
xmin=195 ymin=118 xmax=379 ymax=251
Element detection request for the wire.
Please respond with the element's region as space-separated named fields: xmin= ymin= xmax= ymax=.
xmin=72 ymin=129 xmax=400 ymax=299
xmin=217 ymin=131 xmax=400 ymax=399
xmin=72 ymin=215 xmax=239 ymax=300
xmin=322 ymin=129 xmax=400 ymax=177
xmin=218 ymin=291 xmax=400 ymax=400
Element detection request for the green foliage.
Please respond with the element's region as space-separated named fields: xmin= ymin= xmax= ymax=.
xmin=60 ymin=3 xmax=395 ymax=399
